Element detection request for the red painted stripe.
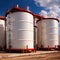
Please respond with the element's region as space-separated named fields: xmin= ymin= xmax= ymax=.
xmin=5 ymin=7 xmax=34 ymax=16
xmin=37 ymin=18 xmax=59 ymax=23
xmin=6 ymin=48 xmax=35 ymax=50
xmin=43 ymin=18 xmax=59 ymax=22
xmin=5 ymin=7 xmax=44 ymax=20
xmin=0 ymin=16 xmax=6 ymax=20
xmin=40 ymin=47 xmax=58 ymax=49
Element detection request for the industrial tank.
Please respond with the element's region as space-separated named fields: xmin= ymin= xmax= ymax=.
xmin=34 ymin=26 xmax=37 ymax=49
xmin=5 ymin=7 xmax=34 ymax=51
xmin=0 ymin=16 xmax=5 ymax=50
xmin=37 ymin=18 xmax=59 ymax=49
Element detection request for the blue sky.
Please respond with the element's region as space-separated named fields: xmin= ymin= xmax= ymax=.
xmin=0 ymin=0 xmax=44 ymax=16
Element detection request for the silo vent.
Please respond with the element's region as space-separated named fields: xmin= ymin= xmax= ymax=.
xmin=16 ymin=4 xmax=19 ymax=8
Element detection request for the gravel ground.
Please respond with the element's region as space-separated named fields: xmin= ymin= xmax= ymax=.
xmin=0 ymin=51 xmax=60 ymax=60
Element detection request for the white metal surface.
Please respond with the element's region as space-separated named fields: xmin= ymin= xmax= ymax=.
xmin=0 ymin=20 xmax=5 ymax=48
xmin=37 ymin=19 xmax=58 ymax=48
xmin=6 ymin=12 xmax=34 ymax=49
xmin=59 ymin=36 xmax=60 ymax=46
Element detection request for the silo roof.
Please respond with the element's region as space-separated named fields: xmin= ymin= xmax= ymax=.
xmin=37 ymin=18 xmax=59 ymax=23
xmin=43 ymin=18 xmax=59 ymax=22
xmin=5 ymin=6 xmax=44 ymax=20
xmin=5 ymin=7 xmax=34 ymax=16
xmin=5 ymin=6 xmax=59 ymax=22
xmin=34 ymin=14 xmax=44 ymax=19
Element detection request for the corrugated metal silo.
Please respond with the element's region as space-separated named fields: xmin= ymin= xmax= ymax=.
xmin=5 ymin=7 xmax=34 ymax=51
xmin=37 ymin=18 xmax=59 ymax=49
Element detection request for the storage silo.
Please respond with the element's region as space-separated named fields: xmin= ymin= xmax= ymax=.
xmin=5 ymin=6 xmax=34 ymax=52
xmin=37 ymin=18 xmax=59 ymax=50
xmin=0 ymin=16 xmax=5 ymax=50
xmin=34 ymin=26 xmax=37 ymax=50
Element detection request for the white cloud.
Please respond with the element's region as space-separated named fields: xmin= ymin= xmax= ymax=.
xmin=34 ymin=0 xmax=60 ymax=19
xmin=47 ymin=5 xmax=60 ymax=14
xmin=34 ymin=0 xmax=60 ymax=8
xmin=40 ymin=9 xmax=58 ymax=18
xmin=34 ymin=0 xmax=51 ymax=7
xmin=48 ymin=10 xmax=58 ymax=18
xmin=39 ymin=10 xmax=48 ymax=18
xmin=34 ymin=0 xmax=60 ymax=35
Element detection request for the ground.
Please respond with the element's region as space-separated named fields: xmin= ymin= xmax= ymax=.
xmin=0 ymin=51 xmax=60 ymax=60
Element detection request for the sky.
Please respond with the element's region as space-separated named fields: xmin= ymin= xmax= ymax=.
xmin=0 ymin=0 xmax=60 ymax=35
xmin=0 ymin=0 xmax=44 ymax=16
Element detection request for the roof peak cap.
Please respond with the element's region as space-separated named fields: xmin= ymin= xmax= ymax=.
xmin=16 ymin=4 xmax=19 ymax=8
